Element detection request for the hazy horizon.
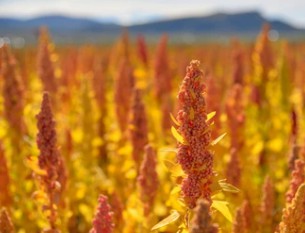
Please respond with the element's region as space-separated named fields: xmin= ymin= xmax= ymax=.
xmin=0 ymin=0 xmax=305 ymax=27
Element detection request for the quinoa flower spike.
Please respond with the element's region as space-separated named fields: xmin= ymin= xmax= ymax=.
xmin=190 ymin=199 xmax=218 ymax=233
xmin=90 ymin=194 xmax=114 ymax=233
xmin=36 ymin=92 xmax=66 ymax=231
xmin=176 ymin=60 xmax=213 ymax=208
xmin=137 ymin=144 xmax=159 ymax=216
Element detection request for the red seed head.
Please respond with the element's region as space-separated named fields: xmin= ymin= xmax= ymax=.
xmin=232 ymin=207 xmax=245 ymax=233
xmin=37 ymin=27 xmax=57 ymax=94
xmin=279 ymin=184 xmax=305 ymax=232
xmin=260 ymin=176 xmax=275 ymax=230
xmin=225 ymin=84 xmax=245 ymax=150
xmin=176 ymin=60 xmax=213 ymax=208
xmin=1 ymin=44 xmax=25 ymax=135
xmin=129 ymin=89 xmax=148 ymax=167
xmin=0 ymin=142 xmax=11 ymax=206
xmin=36 ymin=92 xmax=66 ymax=200
xmin=190 ymin=199 xmax=218 ymax=233
xmin=254 ymin=23 xmax=274 ymax=80
xmin=90 ymin=195 xmax=114 ymax=233
xmin=137 ymin=35 xmax=148 ymax=67
xmin=0 ymin=208 xmax=15 ymax=233
xmin=114 ymin=59 xmax=134 ymax=133
xmin=226 ymin=148 xmax=241 ymax=187
xmin=286 ymin=159 xmax=305 ymax=204
xmin=137 ymin=144 xmax=159 ymax=216
xmin=154 ymin=34 xmax=171 ymax=102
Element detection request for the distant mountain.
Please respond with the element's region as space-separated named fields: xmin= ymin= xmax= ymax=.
xmin=0 ymin=15 xmax=120 ymax=32
xmin=0 ymin=15 xmax=121 ymax=44
xmin=128 ymin=11 xmax=299 ymax=34
xmin=0 ymin=11 xmax=304 ymax=44
xmin=25 ymin=15 xmax=119 ymax=32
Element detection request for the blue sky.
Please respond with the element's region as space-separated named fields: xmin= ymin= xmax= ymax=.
xmin=0 ymin=0 xmax=305 ymax=27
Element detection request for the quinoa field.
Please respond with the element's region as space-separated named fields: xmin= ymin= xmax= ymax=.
xmin=0 ymin=25 xmax=305 ymax=233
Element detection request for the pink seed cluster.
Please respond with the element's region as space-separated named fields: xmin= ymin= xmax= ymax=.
xmin=154 ymin=34 xmax=171 ymax=103
xmin=37 ymin=93 xmax=61 ymax=186
xmin=36 ymin=92 xmax=66 ymax=229
xmin=286 ymin=159 xmax=305 ymax=204
xmin=1 ymin=44 xmax=25 ymax=136
xmin=279 ymin=184 xmax=305 ymax=233
xmin=90 ymin=195 xmax=114 ymax=233
xmin=37 ymin=27 xmax=57 ymax=95
xmin=0 ymin=208 xmax=14 ymax=233
xmin=114 ymin=59 xmax=134 ymax=133
xmin=0 ymin=142 xmax=11 ymax=206
xmin=190 ymin=199 xmax=218 ymax=233
xmin=136 ymin=35 xmax=148 ymax=67
xmin=130 ymin=89 xmax=148 ymax=168
xmin=176 ymin=60 xmax=213 ymax=208
xmin=137 ymin=144 xmax=159 ymax=216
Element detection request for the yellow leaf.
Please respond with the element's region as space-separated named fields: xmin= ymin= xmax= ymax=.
xmin=211 ymin=200 xmax=232 ymax=222
xmin=177 ymin=227 xmax=188 ymax=233
xmin=211 ymin=133 xmax=227 ymax=146
xmin=72 ymin=128 xmax=83 ymax=143
xmin=190 ymin=90 xmax=196 ymax=99
xmin=79 ymin=204 xmax=93 ymax=222
xmin=171 ymin=164 xmax=185 ymax=178
xmin=171 ymin=126 xmax=188 ymax=145
xmin=190 ymin=107 xmax=195 ymax=120
xmin=206 ymin=111 xmax=216 ymax=122
xmin=125 ymin=169 xmax=137 ymax=180
xmin=170 ymin=113 xmax=180 ymax=126
xmin=76 ymin=184 xmax=86 ymax=199
xmin=162 ymin=160 xmax=185 ymax=177
xmin=32 ymin=190 xmax=48 ymax=203
xmin=170 ymin=186 xmax=181 ymax=195
xmin=162 ymin=159 xmax=177 ymax=171
xmin=24 ymin=156 xmax=47 ymax=176
xmin=267 ymin=138 xmax=283 ymax=153
xmin=218 ymin=180 xmax=240 ymax=193
xmin=127 ymin=208 xmax=144 ymax=222
xmin=160 ymin=147 xmax=178 ymax=154
xmin=134 ymin=68 xmax=147 ymax=79
xmin=252 ymin=141 xmax=264 ymax=154
xmin=151 ymin=210 xmax=180 ymax=231
xmin=92 ymin=137 xmax=103 ymax=147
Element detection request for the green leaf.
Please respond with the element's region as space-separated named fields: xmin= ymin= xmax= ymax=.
xmin=151 ymin=210 xmax=180 ymax=231
xmin=211 ymin=133 xmax=227 ymax=146
xmin=218 ymin=179 xmax=240 ymax=193
xmin=171 ymin=126 xmax=188 ymax=145
xmin=170 ymin=113 xmax=180 ymax=126
xmin=206 ymin=111 xmax=216 ymax=122
xmin=211 ymin=200 xmax=233 ymax=222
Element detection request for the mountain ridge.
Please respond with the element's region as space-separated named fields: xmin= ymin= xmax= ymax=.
xmin=0 ymin=11 xmax=304 ymax=44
